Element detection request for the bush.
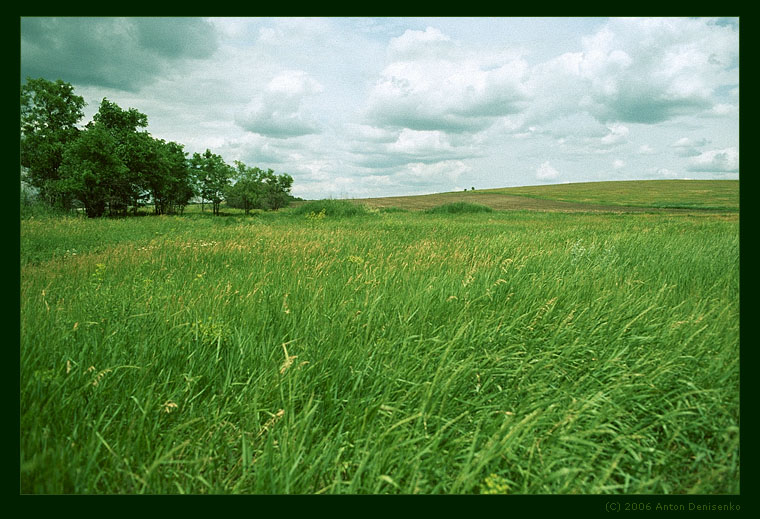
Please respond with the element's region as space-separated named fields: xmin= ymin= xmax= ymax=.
xmin=292 ymin=199 xmax=372 ymax=218
xmin=424 ymin=202 xmax=494 ymax=214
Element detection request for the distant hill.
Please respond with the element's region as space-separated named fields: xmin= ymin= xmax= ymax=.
xmin=344 ymin=180 xmax=739 ymax=213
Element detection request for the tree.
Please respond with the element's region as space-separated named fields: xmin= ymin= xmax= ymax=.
xmin=90 ymin=99 xmax=151 ymax=215
xmin=190 ymin=150 xmax=232 ymax=216
xmin=160 ymin=140 xmax=195 ymax=215
xmin=224 ymin=162 xmax=294 ymax=213
xmin=20 ymin=81 xmax=296 ymax=218
xmin=261 ymin=169 xmax=294 ymax=210
xmin=92 ymin=98 xmax=148 ymax=133
xmin=141 ymin=139 xmax=195 ymax=215
xmin=58 ymin=124 xmax=128 ymax=218
xmin=225 ymin=162 xmax=263 ymax=214
xmin=20 ymin=78 xmax=86 ymax=208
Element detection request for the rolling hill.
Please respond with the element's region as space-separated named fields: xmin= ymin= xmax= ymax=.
xmin=344 ymin=179 xmax=739 ymax=213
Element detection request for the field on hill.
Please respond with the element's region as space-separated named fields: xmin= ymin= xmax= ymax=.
xmin=349 ymin=180 xmax=739 ymax=213
xmin=20 ymin=181 xmax=740 ymax=495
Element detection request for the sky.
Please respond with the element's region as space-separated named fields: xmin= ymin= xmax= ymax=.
xmin=20 ymin=17 xmax=740 ymax=200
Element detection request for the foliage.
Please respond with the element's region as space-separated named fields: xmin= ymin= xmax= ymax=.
xmin=225 ymin=163 xmax=295 ymax=213
xmin=190 ymin=150 xmax=233 ymax=216
xmin=57 ymin=124 xmax=128 ymax=218
xmin=292 ymin=199 xmax=372 ymax=218
xmin=260 ymin=169 xmax=294 ymax=211
xmin=21 ymin=78 xmax=290 ymax=218
xmin=224 ymin=161 xmax=263 ymax=214
xmin=145 ymin=139 xmax=196 ymax=215
xmin=20 ymin=77 xmax=86 ymax=208
xmin=424 ymin=201 xmax=494 ymax=214
xmin=20 ymin=209 xmax=739 ymax=494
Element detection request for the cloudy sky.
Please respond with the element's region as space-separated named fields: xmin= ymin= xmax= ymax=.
xmin=20 ymin=17 xmax=739 ymax=199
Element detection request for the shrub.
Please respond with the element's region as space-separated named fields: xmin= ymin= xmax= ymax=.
xmin=424 ymin=202 xmax=494 ymax=214
xmin=292 ymin=199 xmax=372 ymax=218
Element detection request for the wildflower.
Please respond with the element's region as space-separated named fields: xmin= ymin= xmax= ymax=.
xmin=482 ymin=474 xmax=510 ymax=494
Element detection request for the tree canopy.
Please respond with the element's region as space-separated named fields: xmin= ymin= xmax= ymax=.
xmin=20 ymin=77 xmax=86 ymax=208
xmin=21 ymin=78 xmax=295 ymax=217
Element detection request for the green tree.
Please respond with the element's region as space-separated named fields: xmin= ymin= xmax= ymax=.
xmin=90 ymin=99 xmax=151 ymax=215
xmin=225 ymin=161 xmax=264 ymax=214
xmin=20 ymin=78 xmax=86 ymax=208
xmin=58 ymin=125 xmax=128 ymax=218
xmin=261 ymin=169 xmax=294 ymax=210
xmin=160 ymin=140 xmax=195 ymax=215
xmin=190 ymin=150 xmax=232 ymax=216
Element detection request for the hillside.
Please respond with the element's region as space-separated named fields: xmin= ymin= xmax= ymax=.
xmin=346 ymin=180 xmax=739 ymax=213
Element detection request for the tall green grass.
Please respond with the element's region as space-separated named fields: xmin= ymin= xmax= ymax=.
xmin=292 ymin=199 xmax=373 ymax=218
xmin=486 ymin=180 xmax=739 ymax=211
xmin=424 ymin=202 xmax=494 ymax=214
xmin=20 ymin=210 xmax=739 ymax=494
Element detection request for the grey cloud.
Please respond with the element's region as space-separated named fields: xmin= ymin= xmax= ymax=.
xmin=21 ymin=17 xmax=219 ymax=92
xmin=134 ymin=18 xmax=218 ymax=59
xmin=590 ymin=91 xmax=713 ymax=125
xmin=236 ymin=108 xmax=321 ymax=139
xmin=365 ymin=109 xmax=494 ymax=134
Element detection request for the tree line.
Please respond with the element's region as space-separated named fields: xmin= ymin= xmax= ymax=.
xmin=21 ymin=77 xmax=295 ymax=218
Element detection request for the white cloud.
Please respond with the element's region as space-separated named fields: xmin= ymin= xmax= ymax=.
xmin=687 ymin=147 xmax=739 ymax=172
xmin=600 ymin=123 xmax=629 ymax=145
xmin=584 ymin=18 xmax=737 ymax=123
xmin=536 ymin=161 xmax=560 ymax=180
xmin=267 ymin=70 xmax=323 ymax=97
xmin=342 ymin=123 xmax=397 ymax=143
xmin=670 ymin=137 xmax=711 ymax=157
xmin=22 ymin=17 xmax=738 ymax=199
xmin=388 ymin=129 xmax=455 ymax=156
xmin=405 ymin=160 xmax=471 ymax=186
xmin=672 ymin=137 xmax=692 ymax=148
xmin=524 ymin=17 xmax=739 ymax=127
xmin=387 ymin=27 xmax=453 ymax=60
xmin=704 ymin=103 xmax=738 ymax=117
xmin=365 ymin=27 xmax=529 ymax=132
xmin=235 ymin=70 xmax=323 ymax=138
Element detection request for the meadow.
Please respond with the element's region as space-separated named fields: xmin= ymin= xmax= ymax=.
xmin=20 ymin=183 xmax=739 ymax=494
xmin=350 ymin=179 xmax=740 ymax=212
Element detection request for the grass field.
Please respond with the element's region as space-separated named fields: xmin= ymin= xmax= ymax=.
xmin=20 ymin=181 xmax=740 ymax=494
xmin=349 ymin=179 xmax=739 ymax=212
